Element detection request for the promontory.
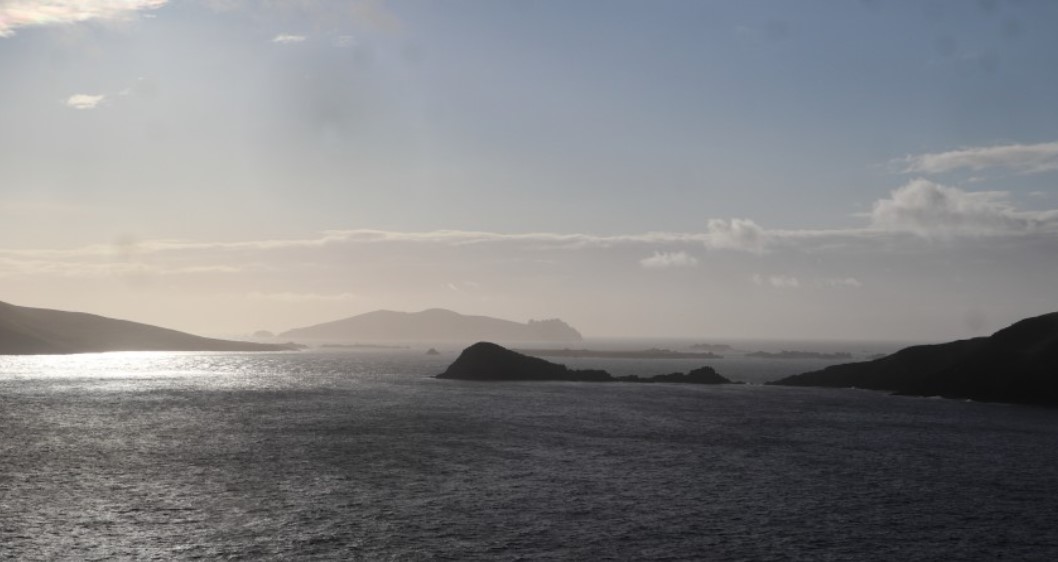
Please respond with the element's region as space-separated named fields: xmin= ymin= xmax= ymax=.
xmin=770 ymin=311 xmax=1058 ymax=407
xmin=0 ymin=300 xmax=295 ymax=355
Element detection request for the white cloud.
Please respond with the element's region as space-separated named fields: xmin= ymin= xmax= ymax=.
xmin=334 ymin=34 xmax=356 ymax=48
xmin=752 ymin=274 xmax=800 ymax=288
xmin=65 ymin=94 xmax=105 ymax=109
xmin=0 ymin=0 xmax=167 ymax=37
xmin=901 ymin=141 xmax=1058 ymax=175
xmin=704 ymin=218 xmax=767 ymax=253
xmin=640 ymin=251 xmax=699 ymax=269
xmin=272 ymin=33 xmax=306 ymax=44
xmin=752 ymin=274 xmax=862 ymax=289
xmin=869 ymin=178 xmax=1058 ymax=236
xmin=1 ymin=185 xmax=1056 ymax=282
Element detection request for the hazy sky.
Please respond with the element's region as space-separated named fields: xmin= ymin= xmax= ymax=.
xmin=2 ymin=0 xmax=1057 ymax=341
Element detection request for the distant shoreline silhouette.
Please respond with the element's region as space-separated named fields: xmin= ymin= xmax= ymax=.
xmin=0 ymin=300 xmax=295 ymax=355
xmin=281 ymin=308 xmax=583 ymax=343
xmin=771 ymin=311 xmax=1058 ymax=407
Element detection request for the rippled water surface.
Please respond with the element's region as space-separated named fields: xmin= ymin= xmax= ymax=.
xmin=2 ymin=351 xmax=1058 ymax=560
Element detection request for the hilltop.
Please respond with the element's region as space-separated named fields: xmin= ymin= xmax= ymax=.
xmin=770 ymin=311 xmax=1058 ymax=406
xmin=281 ymin=308 xmax=583 ymax=343
xmin=0 ymin=300 xmax=294 ymax=355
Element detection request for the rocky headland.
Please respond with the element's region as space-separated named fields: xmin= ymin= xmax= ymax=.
xmin=0 ymin=300 xmax=297 ymax=355
xmin=770 ymin=311 xmax=1058 ymax=407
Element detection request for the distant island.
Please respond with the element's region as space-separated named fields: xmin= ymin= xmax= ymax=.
xmin=436 ymin=342 xmax=733 ymax=385
xmin=689 ymin=343 xmax=735 ymax=352
xmin=514 ymin=348 xmax=722 ymax=359
xmin=319 ymin=343 xmax=410 ymax=349
xmin=747 ymin=350 xmax=852 ymax=360
xmin=770 ymin=311 xmax=1058 ymax=407
xmin=281 ymin=308 xmax=583 ymax=343
xmin=0 ymin=300 xmax=296 ymax=355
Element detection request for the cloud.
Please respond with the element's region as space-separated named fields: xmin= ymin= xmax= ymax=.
xmin=816 ymin=277 xmax=862 ymax=288
xmin=272 ymin=33 xmax=306 ymax=44
xmin=869 ymin=178 xmax=1058 ymax=236
xmin=246 ymin=291 xmax=358 ymax=302
xmin=901 ymin=141 xmax=1058 ymax=175
xmin=705 ymin=218 xmax=767 ymax=253
xmin=752 ymin=274 xmax=800 ymax=288
xmin=65 ymin=94 xmax=105 ymax=109
xmin=751 ymin=275 xmax=860 ymax=289
xmin=0 ymin=0 xmax=167 ymax=37
xmin=640 ymin=251 xmax=699 ymax=269
xmin=1 ymin=182 xmax=1056 ymax=281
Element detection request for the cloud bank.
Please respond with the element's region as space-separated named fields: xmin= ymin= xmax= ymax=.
xmin=0 ymin=0 xmax=167 ymax=37
xmin=869 ymin=178 xmax=1058 ymax=236
xmin=901 ymin=141 xmax=1058 ymax=175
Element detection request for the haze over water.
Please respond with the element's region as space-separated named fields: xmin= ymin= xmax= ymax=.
xmin=3 ymin=351 xmax=1058 ymax=560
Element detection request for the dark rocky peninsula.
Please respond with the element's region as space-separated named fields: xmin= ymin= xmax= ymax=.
xmin=770 ymin=311 xmax=1058 ymax=407
xmin=747 ymin=350 xmax=852 ymax=360
xmin=514 ymin=347 xmax=722 ymax=359
xmin=0 ymin=300 xmax=296 ymax=355
xmin=436 ymin=342 xmax=733 ymax=384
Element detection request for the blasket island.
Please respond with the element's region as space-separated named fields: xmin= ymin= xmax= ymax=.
xmin=436 ymin=341 xmax=733 ymax=385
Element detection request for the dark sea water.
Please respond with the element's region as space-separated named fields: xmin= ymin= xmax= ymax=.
xmin=2 ymin=350 xmax=1058 ymax=560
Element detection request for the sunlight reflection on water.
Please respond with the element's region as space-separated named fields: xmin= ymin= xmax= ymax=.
xmin=2 ymin=351 xmax=1058 ymax=560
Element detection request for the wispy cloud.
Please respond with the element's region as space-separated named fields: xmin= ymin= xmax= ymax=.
xmin=1 ymin=180 xmax=1056 ymax=279
xmin=272 ymin=33 xmax=306 ymax=44
xmin=333 ymin=34 xmax=355 ymax=48
xmin=815 ymin=277 xmax=862 ymax=288
xmin=0 ymin=0 xmax=167 ymax=37
xmin=705 ymin=219 xmax=767 ymax=253
xmin=65 ymin=94 xmax=105 ymax=109
xmin=246 ymin=291 xmax=358 ymax=302
xmin=900 ymin=141 xmax=1058 ymax=175
xmin=751 ymin=275 xmax=861 ymax=289
xmin=640 ymin=251 xmax=699 ymax=269
xmin=869 ymin=178 xmax=1058 ymax=236
xmin=752 ymin=274 xmax=800 ymax=289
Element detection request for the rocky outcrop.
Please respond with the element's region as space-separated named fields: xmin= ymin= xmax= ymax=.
xmin=436 ymin=342 xmax=610 ymax=382
xmin=436 ymin=342 xmax=732 ymax=385
xmin=619 ymin=366 xmax=731 ymax=385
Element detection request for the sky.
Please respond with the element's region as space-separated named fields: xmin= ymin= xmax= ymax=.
xmin=1 ymin=0 xmax=1057 ymax=341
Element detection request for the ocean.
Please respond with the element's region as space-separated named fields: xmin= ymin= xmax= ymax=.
xmin=2 ymin=347 xmax=1057 ymax=560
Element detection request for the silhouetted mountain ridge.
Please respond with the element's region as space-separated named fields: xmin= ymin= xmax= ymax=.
xmin=771 ymin=311 xmax=1058 ymax=406
xmin=281 ymin=308 xmax=582 ymax=342
xmin=0 ymin=300 xmax=293 ymax=355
